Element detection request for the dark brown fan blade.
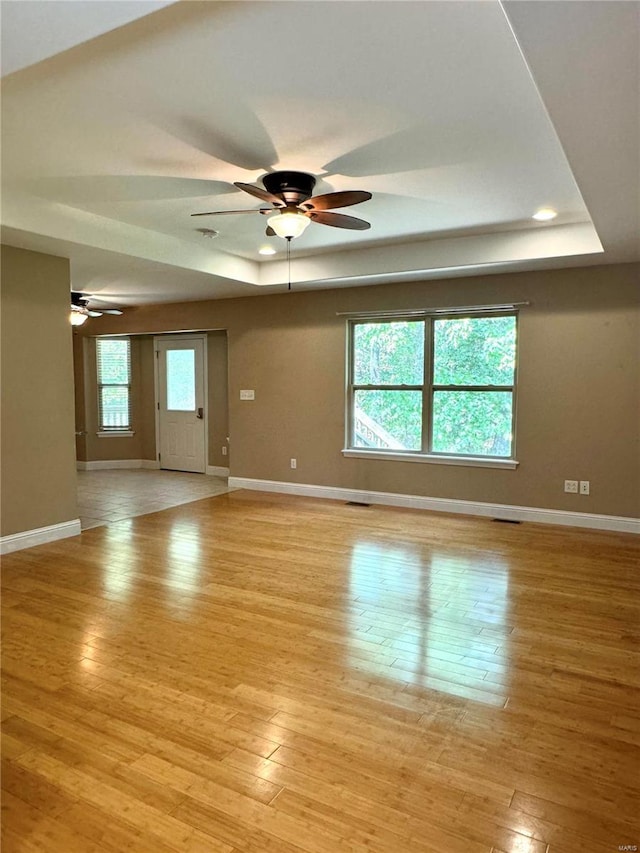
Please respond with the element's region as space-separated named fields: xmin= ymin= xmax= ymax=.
xmin=265 ymin=226 xmax=276 ymax=237
xmin=234 ymin=181 xmax=284 ymax=206
xmin=309 ymin=211 xmax=371 ymax=230
xmin=300 ymin=190 xmax=371 ymax=211
xmin=191 ymin=208 xmax=268 ymax=217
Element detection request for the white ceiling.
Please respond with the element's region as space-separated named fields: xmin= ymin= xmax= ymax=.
xmin=1 ymin=0 xmax=638 ymax=305
xmin=0 ymin=0 xmax=176 ymax=76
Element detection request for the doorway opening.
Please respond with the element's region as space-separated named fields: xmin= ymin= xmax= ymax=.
xmin=73 ymin=330 xmax=229 ymax=527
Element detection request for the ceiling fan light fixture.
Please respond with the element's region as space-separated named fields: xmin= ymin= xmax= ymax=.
xmin=267 ymin=211 xmax=310 ymax=240
xmin=69 ymin=309 xmax=88 ymax=326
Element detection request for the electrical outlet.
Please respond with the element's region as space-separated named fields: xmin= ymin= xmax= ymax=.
xmin=222 ymin=446 xmax=227 ymax=456
xmin=564 ymin=480 xmax=578 ymax=494
xmin=240 ymin=389 xmax=255 ymax=400
xmin=290 ymin=458 xmax=297 ymax=469
xmin=580 ymin=480 xmax=590 ymax=495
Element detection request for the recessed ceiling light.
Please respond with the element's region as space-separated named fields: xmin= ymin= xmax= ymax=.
xmin=532 ymin=208 xmax=558 ymax=221
xmin=259 ymin=246 xmax=276 ymax=256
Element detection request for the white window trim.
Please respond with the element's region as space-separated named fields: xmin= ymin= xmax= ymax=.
xmin=342 ymin=448 xmax=518 ymax=469
xmin=96 ymin=336 xmax=132 ymax=432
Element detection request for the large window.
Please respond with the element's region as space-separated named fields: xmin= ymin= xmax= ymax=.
xmin=96 ymin=337 xmax=131 ymax=431
xmin=348 ymin=312 xmax=517 ymax=461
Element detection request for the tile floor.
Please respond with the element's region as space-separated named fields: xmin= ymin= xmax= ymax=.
xmin=76 ymin=469 xmax=231 ymax=530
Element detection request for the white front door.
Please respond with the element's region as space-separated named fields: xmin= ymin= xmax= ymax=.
xmin=156 ymin=337 xmax=206 ymax=473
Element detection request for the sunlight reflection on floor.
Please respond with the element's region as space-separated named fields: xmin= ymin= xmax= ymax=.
xmin=348 ymin=540 xmax=510 ymax=705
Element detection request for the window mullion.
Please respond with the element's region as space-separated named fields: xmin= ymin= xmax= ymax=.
xmin=347 ymin=321 xmax=354 ymax=452
xmin=433 ymin=385 xmax=514 ymax=392
xmin=423 ymin=318 xmax=433 ymax=453
xmin=352 ymin=384 xmax=423 ymax=391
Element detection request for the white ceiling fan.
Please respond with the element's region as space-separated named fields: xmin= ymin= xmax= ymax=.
xmin=70 ymin=292 xmax=123 ymax=326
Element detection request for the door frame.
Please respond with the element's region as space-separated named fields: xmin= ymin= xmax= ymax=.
xmin=153 ymin=333 xmax=208 ymax=472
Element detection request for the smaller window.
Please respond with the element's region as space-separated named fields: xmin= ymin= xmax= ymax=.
xmin=96 ymin=338 xmax=131 ymax=431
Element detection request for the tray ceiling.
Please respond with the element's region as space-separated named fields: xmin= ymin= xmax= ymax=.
xmin=1 ymin=1 xmax=637 ymax=302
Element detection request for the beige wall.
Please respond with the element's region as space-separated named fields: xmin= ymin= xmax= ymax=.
xmin=207 ymin=330 xmax=229 ymax=468
xmin=138 ymin=337 xmax=157 ymax=461
xmin=72 ymin=333 xmax=87 ymax=461
xmin=83 ymin=263 xmax=640 ymax=519
xmin=1 ymin=245 xmax=78 ymax=536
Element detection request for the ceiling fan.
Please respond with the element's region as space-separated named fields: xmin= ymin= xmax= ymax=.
xmin=70 ymin=292 xmax=123 ymax=326
xmin=191 ymin=171 xmax=372 ymax=239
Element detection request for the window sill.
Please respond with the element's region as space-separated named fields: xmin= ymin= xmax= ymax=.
xmin=342 ymin=449 xmax=518 ymax=469
xmin=97 ymin=430 xmax=135 ymax=438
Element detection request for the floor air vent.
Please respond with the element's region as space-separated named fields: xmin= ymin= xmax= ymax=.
xmin=493 ymin=518 xmax=521 ymax=524
xmin=346 ymin=501 xmax=371 ymax=507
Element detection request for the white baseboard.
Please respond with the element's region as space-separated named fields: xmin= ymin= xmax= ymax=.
xmin=228 ymin=477 xmax=640 ymax=535
xmin=1 ymin=519 xmax=82 ymax=555
xmin=206 ymin=466 xmax=230 ymax=477
xmin=77 ymin=459 xmax=160 ymax=471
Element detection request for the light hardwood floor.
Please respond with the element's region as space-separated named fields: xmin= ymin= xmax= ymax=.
xmin=2 ymin=491 xmax=639 ymax=852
